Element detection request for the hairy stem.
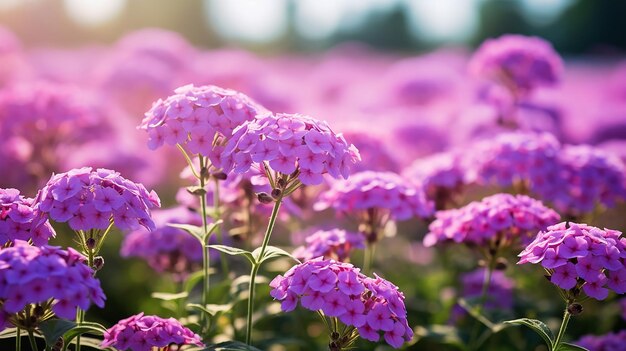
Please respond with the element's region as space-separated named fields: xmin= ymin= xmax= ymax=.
xmin=553 ymin=307 xmax=571 ymax=351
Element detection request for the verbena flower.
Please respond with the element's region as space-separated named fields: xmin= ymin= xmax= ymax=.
xmin=424 ymin=193 xmax=560 ymax=249
xmin=139 ymin=84 xmax=266 ymax=166
xmin=574 ymin=330 xmax=626 ymax=351
xmin=0 ymin=240 xmax=106 ymax=328
xmin=102 ymin=312 xmax=204 ymax=351
xmin=450 ymin=268 xmax=514 ymax=323
xmin=547 ymin=145 xmax=626 ymax=215
xmin=120 ymin=206 xmax=204 ymax=280
xmin=293 ymin=229 xmax=365 ymax=262
xmin=403 ymin=151 xmax=468 ymax=210
xmin=222 ymin=112 xmax=360 ymax=186
xmin=468 ymin=131 xmax=561 ymax=194
xmin=518 ymin=222 xmax=626 ymax=300
xmin=35 ymin=167 xmax=160 ymax=232
xmin=270 ymin=258 xmax=412 ymax=348
xmin=469 ymin=34 xmax=563 ymax=95
xmin=315 ymin=171 xmax=433 ymax=243
xmin=0 ymin=188 xmax=55 ymax=246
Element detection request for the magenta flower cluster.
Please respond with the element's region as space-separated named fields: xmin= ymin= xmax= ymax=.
xmin=120 ymin=206 xmax=203 ymax=276
xmin=468 ymin=34 xmax=563 ymax=94
xmin=35 ymin=167 xmax=160 ymax=231
xmin=222 ymin=113 xmax=361 ymax=185
xmin=102 ymin=312 xmax=204 ymax=351
xmin=0 ymin=240 xmax=106 ymax=326
xmin=518 ymin=222 xmax=626 ymax=300
xmin=404 ymin=152 xmax=467 ymax=191
xmin=270 ymin=258 xmax=412 ymax=348
xmin=292 ymin=229 xmax=365 ymax=262
xmin=315 ymin=171 xmax=434 ymax=221
xmin=424 ymin=193 xmax=560 ymax=248
xmin=551 ymin=145 xmax=626 ymax=214
xmin=139 ymin=84 xmax=266 ymax=159
xmin=0 ymin=188 xmax=55 ymax=246
xmin=574 ymin=330 xmax=626 ymax=351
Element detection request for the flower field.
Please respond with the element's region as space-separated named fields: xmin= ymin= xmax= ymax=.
xmin=1 ymin=11 xmax=626 ymax=351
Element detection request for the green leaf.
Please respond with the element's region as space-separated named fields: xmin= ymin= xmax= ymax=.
xmin=503 ymin=318 xmax=554 ymax=349
xmin=151 ymin=291 xmax=189 ymax=301
xmin=63 ymin=322 xmax=108 ymax=349
xmin=184 ymin=270 xmax=209 ymax=293
xmin=187 ymin=303 xmax=233 ymax=317
xmin=0 ymin=327 xmax=18 ymax=339
xmin=252 ymin=245 xmax=299 ymax=264
xmin=39 ymin=319 xmax=76 ymax=347
xmin=186 ymin=185 xmax=207 ymax=196
xmin=168 ymin=223 xmax=205 ymax=241
xmin=205 ymin=340 xmax=263 ymax=350
xmin=558 ymin=342 xmax=590 ymax=351
xmin=457 ymin=298 xmax=495 ymax=330
xmin=208 ymin=245 xmax=255 ymax=265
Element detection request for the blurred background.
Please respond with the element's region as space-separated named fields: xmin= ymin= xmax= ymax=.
xmin=1 ymin=0 xmax=625 ymax=55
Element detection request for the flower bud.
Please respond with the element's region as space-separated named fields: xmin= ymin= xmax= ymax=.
xmin=271 ymin=188 xmax=282 ymax=199
xmin=331 ymin=332 xmax=340 ymax=340
xmin=212 ymin=172 xmax=227 ymax=181
xmin=200 ymin=166 xmax=210 ymax=181
xmin=257 ymin=192 xmax=274 ymax=204
xmin=277 ymin=178 xmax=286 ymax=188
xmin=567 ymin=303 xmax=583 ymax=316
xmin=93 ymin=256 xmax=105 ymax=271
xmin=52 ymin=337 xmax=64 ymax=351
xmin=495 ymin=257 xmax=508 ymax=270
xmin=86 ymin=237 xmax=96 ymax=250
xmin=34 ymin=305 xmax=45 ymax=317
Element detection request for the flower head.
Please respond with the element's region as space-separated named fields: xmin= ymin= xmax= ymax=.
xmin=35 ymin=167 xmax=160 ymax=232
xmin=424 ymin=193 xmax=560 ymax=249
xmin=120 ymin=206 xmax=204 ymax=280
xmin=270 ymin=258 xmax=412 ymax=349
xmin=293 ymin=229 xmax=365 ymax=262
xmin=222 ymin=113 xmax=360 ymax=186
xmin=139 ymin=84 xmax=266 ymax=165
xmin=518 ymin=222 xmax=626 ymax=300
xmin=102 ymin=313 xmax=204 ymax=351
xmin=469 ymin=34 xmax=563 ymax=95
xmin=574 ymin=330 xmax=626 ymax=351
xmin=0 ymin=240 xmax=105 ymax=326
xmin=0 ymin=188 xmax=55 ymax=246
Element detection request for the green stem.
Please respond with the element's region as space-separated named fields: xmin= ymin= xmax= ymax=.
xmin=15 ymin=327 xmax=20 ymax=351
xmin=363 ymin=244 xmax=376 ymax=275
xmin=552 ymin=308 xmax=571 ymax=351
xmin=75 ymin=308 xmax=84 ymax=351
xmin=468 ymin=259 xmax=496 ymax=350
xmin=198 ymin=156 xmax=211 ymax=335
xmin=213 ymin=178 xmax=229 ymax=275
xmin=27 ymin=330 xmax=37 ymax=351
xmin=245 ymin=198 xmax=283 ymax=345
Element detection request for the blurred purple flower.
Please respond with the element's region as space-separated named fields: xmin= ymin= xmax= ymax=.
xmin=102 ymin=312 xmax=203 ymax=350
xmin=292 ymin=229 xmax=365 ymax=262
xmin=449 ymin=268 xmax=514 ymax=323
xmin=574 ymin=330 xmax=626 ymax=351
xmin=0 ymin=188 xmax=55 ymax=246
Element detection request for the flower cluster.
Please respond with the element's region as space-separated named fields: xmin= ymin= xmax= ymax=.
xmin=469 ymin=131 xmax=561 ymax=194
xmin=0 ymin=240 xmax=106 ymax=327
xmin=270 ymin=258 xmax=412 ymax=348
xmin=0 ymin=188 xmax=55 ymax=246
xmin=35 ymin=167 xmax=160 ymax=231
xmin=315 ymin=171 xmax=434 ymax=221
xmin=139 ymin=84 xmax=266 ymax=163
xmin=574 ymin=330 xmax=626 ymax=351
xmin=120 ymin=206 xmax=203 ymax=279
xmin=549 ymin=145 xmax=626 ymax=215
xmin=403 ymin=151 xmax=468 ymax=209
xmin=468 ymin=34 xmax=563 ymax=94
xmin=292 ymin=229 xmax=365 ymax=262
xmin=102 ymin=312 xmax=204 ymax=351
xmin=518 ymin=222 xmax=626 ymax=300
xmin=424 ymin=193 xmax=560 ymax=248
xmin=222 ymin=113 xmax=360 ymax=185
xmin=450 ymin=268 xmax=514 ymax=323
xmin=342 ymin=130 xmax=400 ymax=173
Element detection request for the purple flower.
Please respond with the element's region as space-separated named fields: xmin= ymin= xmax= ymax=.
xmin=315 ymin=171 xmax=433 ymax=243
xmin=292 ymin=229 xmax=365 ymax=262
xmin=518 ymin=222 xmax=626 ymax=300
xmin=0 ymin=240 xmax=105 ymax=325
xmin=0 ymin=188 xmax=55 ymax=246
xmin=424 ymin=193 xmax=559 ymax=249
xmin=574 ymin=330 xmax=626 ymax=351
xmin=222 ymin=113 xmax=360 ymax=187
xmin=120 ymin=206 xmax=218 ymax=281
xmin=270 ymin=258 xmax=411 ymax=349
xmin=342 ymin=130 xmax=401 ymax=173
xmin=469 ymin=34 xmax=563 ymax=95
xmin=102 ymin=313 xmax=204 ymax=351
xmin=35 ymin=167 xmax=160 ymax=232
xmin=139 ymin=84 xmax=266 ymax=165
